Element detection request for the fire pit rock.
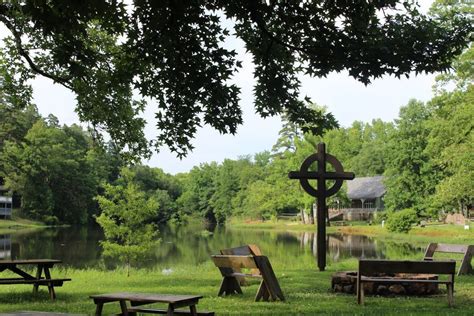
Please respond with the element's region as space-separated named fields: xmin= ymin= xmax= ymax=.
xmin=331 ymin=271 xmax=439 ymax=296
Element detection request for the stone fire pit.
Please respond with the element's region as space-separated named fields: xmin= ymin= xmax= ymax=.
xmin=331 ymin=271 xmax=440 ymax=296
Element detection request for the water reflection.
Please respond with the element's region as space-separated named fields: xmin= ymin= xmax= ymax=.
xmin=0 ymin=224 xmax=425 ymax=268
xmin=0 ymin=235 xmax=11 ymax=259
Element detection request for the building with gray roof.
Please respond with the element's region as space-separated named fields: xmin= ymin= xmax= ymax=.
xmin=341 ymin=176 xmax=385 ymax=221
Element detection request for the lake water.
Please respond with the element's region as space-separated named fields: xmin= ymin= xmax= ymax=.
xmin=0 ymin=223 xmax=426 ymax=269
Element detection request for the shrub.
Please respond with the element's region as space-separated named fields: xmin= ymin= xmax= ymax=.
xmin=373 ymin=211 xmax=388 ymax=225
xmin=42 ymin=215 xmax=59 ymax=226
xmin=386 ymin=209 xmax=418 ymax=233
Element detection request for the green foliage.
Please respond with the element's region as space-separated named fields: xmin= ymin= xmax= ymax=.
xmin=383 ymin=100 xmax=435 ymax=214
xmin=386 ymin=209 xmax=418 ymax=233
xmin=372 ymin=211 xmax=388 ymax=225
xmin=95 ymin=181 xmax=160 ymax=273
xmin=0 ymin=1 xmax=471 ymax=156
xmin=1 ymin=120 xmax=99 ymax=224
xmin=425 ymin=46 xmax=474 ymax=215
xmin=1 ymin=4 xmax=472 ymax=226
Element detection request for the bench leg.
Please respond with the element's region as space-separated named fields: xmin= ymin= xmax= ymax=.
xmin=120 ymin=300 xmax=129 ymax=316
xmin=218 ymin=276 xmax=242 ymax=296
xmin=447 ymin=284 xmax=454 ymax=307
xmin=255 ymin=280 xmax=270 ymax=302
xmin=33 ymin=265 xmax=43 ymax=294
xmin=43 ymin=267 xmax=56 ymax=300
xmin=357 ymin=282 xmax=364 ymax=305
xmin=189 ymin=304 xmax=197 ymax=316
xmin=95 ymin=302 xmax=104 ymax=316
xmin=167 ymin=304 xmax=174 ymax=316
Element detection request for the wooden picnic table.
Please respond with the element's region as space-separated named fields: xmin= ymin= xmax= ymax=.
xmin=90 ymin=292 xmax=214 ymax=316
xmin=0 ymin=259 xmax=71 ymax=299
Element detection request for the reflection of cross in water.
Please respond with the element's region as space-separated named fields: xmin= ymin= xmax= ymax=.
xmin=289 ymin=143 xmax=354 ymax=271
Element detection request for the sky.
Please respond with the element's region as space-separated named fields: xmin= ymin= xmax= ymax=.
xmin=27 ymin=1 xmax=437 ymax=174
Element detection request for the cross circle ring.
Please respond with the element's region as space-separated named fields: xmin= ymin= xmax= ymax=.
xmin=298 ymin=153 xmax=345 ymax=198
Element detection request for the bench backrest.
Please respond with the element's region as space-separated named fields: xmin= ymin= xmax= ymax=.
xmin=424 ymin=243 xmax=473 ymax=276
xmin=211 ymin=255 xmax=259 ymax=270
xmin=220 ymin=244 xmax=262 ymax=256
xmin=359 ymin=259 xmax=456 ymax=276
xmin=424 ymin=243 xmax=471 ymax=256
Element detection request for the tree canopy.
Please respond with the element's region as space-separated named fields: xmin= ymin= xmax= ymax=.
xmin=0 ymin=0 xmax=471 ymax=157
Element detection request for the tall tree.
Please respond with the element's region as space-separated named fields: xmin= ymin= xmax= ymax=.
xmin=350 ymin=120 xmax=395 ymax=176
xmin=96 ymin=180 xmax=159 ymax=275
xmin=0 ymin=1 xmax=470 ymax=157
xmin=425 ymin=46 xmax=473 ymax=214
xmin=383 ymin=100 xmax=434 ymax=213
xmin=1 ymin=120 xmax=98 ymax=224
xmin=177 ymin=163 xmax=219 ymax=223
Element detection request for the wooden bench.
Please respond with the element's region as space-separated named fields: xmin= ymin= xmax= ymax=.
xmin=90 ymin=292 xmax=213 ymax=316
xmin=424 ymin=243 xmax=473 ymax=276
xmin=211 ymin=254 xmax=285 ymax=302
xmin=0 ymin=278 xmax=70 ymax=284
xmin=127 ymin=307 xmax=214 ymax=315
xmin=219 ymin=245 xmax=262 ymax=285
xmin=357 ymin=259 xmax=456 ymax=307
xmin=0 ymin=259 xmax=71 ymax=299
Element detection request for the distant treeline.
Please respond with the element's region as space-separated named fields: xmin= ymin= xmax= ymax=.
xmin=0 ymin=48 xmax=472 ymax=225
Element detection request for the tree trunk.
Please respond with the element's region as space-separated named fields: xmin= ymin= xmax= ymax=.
xmin=308 ymin=205 xmax=315 ymax=225
xmin=300 ymin=209 xmax=307 ymax=224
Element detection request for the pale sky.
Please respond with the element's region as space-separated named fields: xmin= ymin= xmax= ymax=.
xmin=23 ymin=1 xmax=437 ymax=174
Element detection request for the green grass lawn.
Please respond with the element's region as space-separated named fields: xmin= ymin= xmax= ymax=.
xmin=0 ymin=257 xmax=472 ymax=315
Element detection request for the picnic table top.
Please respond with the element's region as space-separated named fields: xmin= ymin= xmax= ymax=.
xmin=90 ymin=292 xmax=203 ymax=304
xmin=0 ymin=259 xmax=62 ymax=265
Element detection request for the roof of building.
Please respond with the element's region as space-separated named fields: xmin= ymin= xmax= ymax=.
xmin=347 ymin=176 xmax=386 ymax=200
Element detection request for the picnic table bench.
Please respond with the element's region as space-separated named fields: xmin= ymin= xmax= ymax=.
xmin=0 ymin=259 xmax=71 ymax=299
xmin=424 ymin=243 xmax=473 ymax=275
xmin=211 ymin=253 xmax=285 ymax=302
xmin=90 ymin=292 xmax=214 ymax=316
xmin=357 ymin=259 xmax=456 ymax=307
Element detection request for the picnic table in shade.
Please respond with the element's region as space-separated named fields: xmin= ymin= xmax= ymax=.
xmin=90 ymin=292 xmax=214 ymax=316
xmin=0 ymin=259 xmax=71 ymax=299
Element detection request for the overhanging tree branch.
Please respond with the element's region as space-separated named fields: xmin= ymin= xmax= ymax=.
xmin=0 ymin=15 xmax=73 ymax=89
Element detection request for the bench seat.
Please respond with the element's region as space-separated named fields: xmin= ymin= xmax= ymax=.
xmin=361 ymin=277 xmax=451 ymax=284
xmin=357 ymin=259 xmax=456 ymax=307
xmin=127 ymin=307 xmax=214 ymax=315
xmin=230 ymin=273 xmax=262 ymax=278
xmin=0 ymin=278 xmax=71 ymax=285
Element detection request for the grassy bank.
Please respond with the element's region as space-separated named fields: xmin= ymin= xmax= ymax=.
xmin=0 ymin=215 xmax=47 ymax=235
xmin=0 ymin=258 xmax=472 ymax=315
xmin=0 ymin=217 xmax=42 ymax=228
xmin=229 ymin=218 xmax=474 ymax=244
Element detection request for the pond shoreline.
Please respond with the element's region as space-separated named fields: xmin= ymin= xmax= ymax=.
xmin=227 ymin=218 xmax=474 ymax=244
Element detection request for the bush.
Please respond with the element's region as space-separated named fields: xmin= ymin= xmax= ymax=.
xmin=372 ymin=211 xmax=388 ymax=225
xmin=42 ymin=215 xmax=59 ymax=226
xmin=386 ymin=209 xmax=418 ymax=233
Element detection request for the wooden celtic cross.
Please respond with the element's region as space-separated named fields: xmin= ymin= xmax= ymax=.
xmin=289 ymin=143 xmax=354 ymax=271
